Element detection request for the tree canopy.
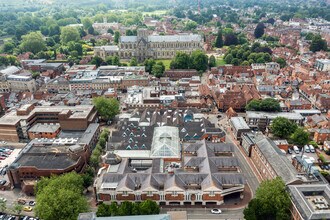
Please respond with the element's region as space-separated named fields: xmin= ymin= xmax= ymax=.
xmin=96 ymin=200 xmax=159 ymax=217
xmin=254 ymin=23 xmax=265 ymax=38
xmin=93 ymin=97 xmax=120 ymax=121
xmin=60 ymin=26 xmax=81 ymax=44
xmin=244 ymin=177 xmax=291 ymax=220
xmin=35 ymin=172 xmax=89 ymax=220
xmin=151 ymin=61 xmax=165 ymax=78
xmin=215 ymin=29 xmax=223 ymax=48
xmin=170 ymin=52 xmax=191 ymax=69
xmin=310 ymin=35 xmax=328 ymax=52
xmin=246 ymin=98 xmax=281 ymax=112
xmin=20 ymin=32 xmax=46 ymax=54
xmin=291 ymin=127 xmax=309 ymax=146
xmin=270 ymin=117 xmax=298 ymax=138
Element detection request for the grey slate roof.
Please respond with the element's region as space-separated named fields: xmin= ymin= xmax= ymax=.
xmin=255 ymin=135 xmax=300 ymax=185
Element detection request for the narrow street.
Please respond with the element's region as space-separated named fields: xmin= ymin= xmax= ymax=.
xmin=207 ymin=114 xmax=260 ymax=195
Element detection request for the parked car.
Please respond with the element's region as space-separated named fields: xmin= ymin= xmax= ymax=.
xmin=309 ymin=145 xmax=315 ymax=153
xmin=1 ymin=168 xmax=6 ymax=176
xmin=293 ymin=145 xmax=300 ymax=154
xmin=0 ymin=198 xmax=6 ymax=202
xmin=29 ymin=201 xmax=36 ymax=206
xmin=320 ymin=165 xmax=325 ymax=170
xmin=0 ymin=180 xmax=6 ymax=185
xmin=288 ymin=148 xmax=293 ymax=154
xmin=304 ymin=145 xmax=310 ymax=153
xmin=17 ymin=198 xmax=26 ymax=205
xmin=23 ymin=206 xmax=33 ymax=212
xmin=211 ymin=209 xmax=222 ymax=214
xmin=325 ymin=165 xmax=330 ymax=170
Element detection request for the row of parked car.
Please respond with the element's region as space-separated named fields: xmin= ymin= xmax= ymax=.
xmin=288 ymin=145 xmax=316 ymax=154
xmin=0 ymin=147 xmax=13 ymax=161
xmin=0 ymin=214 xmax=38 ymax=220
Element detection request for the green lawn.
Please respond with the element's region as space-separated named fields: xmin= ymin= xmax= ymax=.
xmin=216 ymin=57 xmax=226 ymax=66
xmin=156 ymin=59 xmax=171 ymax=70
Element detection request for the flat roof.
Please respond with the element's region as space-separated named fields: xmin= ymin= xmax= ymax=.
xmin=246 ymin=111 xmax=304 ymax=120
xmin=0 ymin=105 xmax=94 ymax=125
xmin=289 ymin=184 xmax=330 ymax=220
xmin=28 ymin=123 xmax=60 ymax=133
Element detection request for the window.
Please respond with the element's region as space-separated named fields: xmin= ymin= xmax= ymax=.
xmin=147 ymin=191 xmax=153 ymax=196
xmin=209 ymin=191 xmax=215 ymax=196
xmin=122 ymin=191 xmax=128 ymax=196
xmin=172 ymin=191 xmax=178 ymax=196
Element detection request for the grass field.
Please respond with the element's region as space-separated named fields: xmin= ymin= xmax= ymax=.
xmin=142 ymin=10 xmax=167 ymax=16
xmin=156 ymin=59 xmax=171 ymax=70
xmin=216 ymin=57 xmax=226 ymax=66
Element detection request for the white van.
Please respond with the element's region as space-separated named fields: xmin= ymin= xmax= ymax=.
xmin=309 ymin=145 xmax=315 ymax=153
xmin=304 ymin=145 xmax=310 ymax=153
xmin=293 ymin=145 xmax=300 ymax=154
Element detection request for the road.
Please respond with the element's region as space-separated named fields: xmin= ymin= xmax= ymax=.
xmin=207 ymin=114 xmax=260 ymax=195
xmin=161 ymin=207 xmax=244 ymax=220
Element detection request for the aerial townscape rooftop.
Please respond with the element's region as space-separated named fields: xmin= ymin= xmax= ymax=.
xmin=0 ymin=0 xmax=329 ymax=219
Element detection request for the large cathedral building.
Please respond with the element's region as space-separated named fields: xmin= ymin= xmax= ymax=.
xmin=94 ymin=29 xmax=204 ymax=62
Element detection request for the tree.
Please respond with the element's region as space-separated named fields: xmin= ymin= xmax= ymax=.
xmin=109 ymin=202 xmax=119 ymax=216
xmin=151 ymin=62 xmax=165 ymax=78
xmin=96 ymin=203 xmax=111 ymax=217
xmin=245 ymin=98 xmax=281 ymax=112
xmin=20 ymin=32 xmax=46 ymax=54
xmin=112 ymin=56 xmax=121 ymax=66
xmin=241 ymin=60 xmax=250 ymax=66
xmin=114 ymin=31 xmax=120 ymax=44
xmin=170 ymin=52 xmax=190 ymax=69
xmin=190 ymin=50 xmax=208 ymax=72
xmin=82 ymin=173 xmax=94 ymax=190
xmin=82 ymin=17 xmax=93 ymax=30
xmin=46 ymin=37 xmax=56 ymax=47
xmin=310 ymin=35 xmax=328 ymax=52
xmin=291 ymin=127 xmax=309 ymax=146
xmin=224 ymin=54 xmax=233 ymax=64
xmin=91 ymin=56 xmax=104 ymax=68
xmin=35 ymin=172 xmax=88 ymax=220
xmin=107 ymin=28 xmax=114 ymax=34
xmin=276 ymin=57 xmax=286 ymax=68
xmin=118 ymin=201 xmax=133 ymax=216
xmin=215 ymin=29 xmax=223 ymax=48
xmin=254 ymin=23 xmax=265 ymax=38
xmin=2 ymin=42 xmax=15 ymax=54
xmin=48 ymin=24 xmax=60 ymax=36
xmin=244 ymin=177 xmax=291 ymax=220
xmin=271 ymin=117 xmax=298 ymax=138
xmin=129 ymin=57 xmax=138 ymax=66
xmin=258 ymin=98 xmax=281 ymax=112
xmin=224 ymin=33 xmax=238 ymax=46
xmin=93 ymin=97 xmax=120 ymax=121
xmin=88 ymin=26 xmax=95 ymax=35
xmin=184 ymin=20 xmax=198 ymax=31
xmin=99 ymin=137 xmax=106 ymax=149
xmin=208 ymin=55 xmax=216 ymax=68
xmin=144 ymin=59 xmax=156 ymax=73
xmin=60 ymin=26 xmax=80 ymax=44
xmin=139 ymin=200 xmax=160 ymax=215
